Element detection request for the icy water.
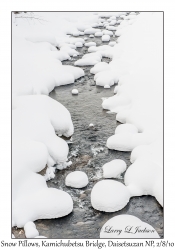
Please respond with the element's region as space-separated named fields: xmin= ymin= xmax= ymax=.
xmin=13 ymin=14 xmax=163 ymax=239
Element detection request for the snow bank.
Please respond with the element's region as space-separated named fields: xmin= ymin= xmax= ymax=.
xmin=12 ymin=95 xmax=74 ymax=227
xmin=99 ymin=13 xmax=163 ymax=204
xmin=91 ymin=180 xmax=130 ymax=212
xmin=124 ymin=158 xmax=163 ymax=205
xmin=24 ymin=222 xmax=39 ymax=238
xmin=100 ymin=215 xmax=160 ymax=238
xmin=102 ymin=159 xmax=126 ymax=178
xmin=65 ymin=171 xmax=88 ymax=188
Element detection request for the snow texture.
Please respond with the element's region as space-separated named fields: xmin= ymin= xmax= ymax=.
xmin=24 ymin=222 xmax=39 ymax=238
xmin=102 ymin=35 xmax=110 ymax=42
xmin=65 ymin=171 xmax=89 ymax=188
xmin=102 ymin=159 xmax=126 ymax=178
xmin=91 ymin=180 xmax=130 ymax=212
xmin=72 ymin=89 xmax=79 ymax=95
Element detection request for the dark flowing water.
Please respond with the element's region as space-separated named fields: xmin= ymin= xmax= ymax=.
xmin=12 ymin=14 xmax=163 ymax=239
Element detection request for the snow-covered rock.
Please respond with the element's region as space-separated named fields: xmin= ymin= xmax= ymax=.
xmin=85 ymin=42 xmax=96 ymax=47
xmin=104 ymin=85 xmax=110 ymax=89
xmin=24 ymin=222 xmax=39 ymax=238
xmin=108 ymin=41 xmax=117 ymax=47
xmin=89 ymin=35 xmax=94 ymax=38
xmin=95 ymin=31 xmax=103 ymax=37
xmin=72 ymin=89 xmax=79 ymax=95
xmin=102 ymin=159 xmax=126 ymax=178
xmin=75 ymin=52 xmax=102 ymax=66
xmin=107 ymin=26 xmax=117 ymax=31
xmin=100 ymin=215 xmax=160 ymax=238
xmin=103 ymin=30 xmax=113 ymax=36
xmin=94 ymin=70 xmax=118 ymax=87
xmin=115 ymin=123 xmax=138 ymax=134
xmin=89 ymin=123 xmax=94 ymax=127
xmin=65 ymin=171 xmax=88 ymax=188
xmin=75 ymin=42 xmax=83 ymax=48
xmin=13 ymin=188 xmax=73 ymax=227
xmin=91 ymin=180 xmax=130 ymax=212
xmin=72 ymin=31 xmax=80 ymax=37
xmin=124 ymin=158 xmax=163 ymax=205
xmin=90 ymin=62 xmax=110 ymax=74
xmin=84 ymin=28 xmax=100 ymax=34
xmin=102 ymin=35 xmax=110 ymax=42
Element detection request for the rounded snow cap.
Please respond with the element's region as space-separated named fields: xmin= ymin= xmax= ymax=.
xmin=91 ymin=180 xmax=130 ymax=212
xmin=65 ymin=171 xmax=88 ymax=188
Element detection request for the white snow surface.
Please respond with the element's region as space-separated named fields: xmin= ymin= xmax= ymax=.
xmin=100 ymin=215 xmax=160 ymax=238
xmin=102 ymin=35 xmax=110 ymax=42
xmin=102 ymin=159 xmax=126 ymax=178
xmin=99 ymin=13 xmax=163 ymax=205
xmin=65 ymin=171 xmax=89 ymax=188
xmin=91 ymin=180 xmax=130 ymax=212
xmin=72 ymin=89 xmax=79 ymax=95
xmin=24 ymin=222 xmax=39 ymax=238
xmin=85 ymin=42 xmax=96 ymax=47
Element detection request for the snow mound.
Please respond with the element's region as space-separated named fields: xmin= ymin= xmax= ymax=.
xmin=102 ymin=35 xmax=110 ymax=42
xmin=95 ymin=31 xmax=103 ymax=37
xmin=109 ymin=41 xmax=117 ymax=47
xmin=107 ymin=26 xmax=117 ymax=31
xmin=14 ymin=188 xmax=73 ymax=227
xmin=84 ymin=28 xmax=100 ymax=34
xmin=65 ymin=171 xmax=88 ymax=188
xmin=72 ymin=31 xmax=80 ymax=37
xmin=124 ymin=158 xmax=163 ymax=205
xmin=90 ymin=62 xmax=110 ymax=74
xmin=94 ymin=70 xmax=118 ymax=87
xmin=85 ymin=42 xmax=96 ymax=47
xmin=75 ymin=52 xmax=102 ymax=66
xmin=104 ymin=85 xmax=110 ymax=89
xmin=102 ymin=159 xmax=126 ymax=178
xmin=89 ymin=123 xmax=94 ymax=127
xmin=103 ymin=30 xmax=113 ymax=36
xmin=24 ymin=221 xmax=39 ymax=238
xmin=89 ymin=35 xmax=94 ymax=38
xmin=72 ymin=89 xmax=79 ymax=95
xmin=75 ymin=42 xmax=83 ymax=48
xmin=91 ymin=180 xmax=130 ymax=212
xmin=115 ymin=123 xmax=138 ymax=134
xmin=107 ymin=131 xmax=153 ymax=151
xmin=100 ymin=215 xmax=160 ymax=238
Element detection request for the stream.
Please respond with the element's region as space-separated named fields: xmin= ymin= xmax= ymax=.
xmin=12 ymin=14 xmax=163 ymax=239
